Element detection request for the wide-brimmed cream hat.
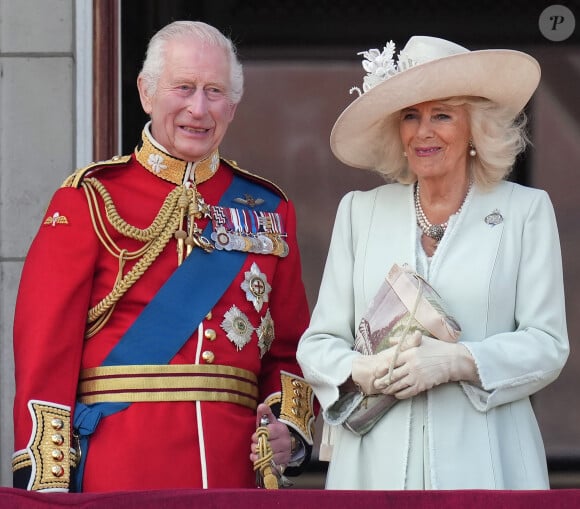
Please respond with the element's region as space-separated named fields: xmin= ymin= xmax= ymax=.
xmin=330 ymin=36 xmax=541 ymax=170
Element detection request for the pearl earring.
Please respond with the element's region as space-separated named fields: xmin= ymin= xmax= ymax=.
xmin=469 ymin=141 xmax=476 ymax=157
xmin=403 ymin=151 xmax=407 ymax=158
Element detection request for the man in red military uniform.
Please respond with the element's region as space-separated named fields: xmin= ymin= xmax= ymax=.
xmin=12 ymin=20 xmax=316 ymax=492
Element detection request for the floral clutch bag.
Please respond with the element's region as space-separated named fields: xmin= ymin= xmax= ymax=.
xmin=325 ymin=263 xmax=461 ymax=436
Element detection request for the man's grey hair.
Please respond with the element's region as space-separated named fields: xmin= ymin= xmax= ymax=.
xmin=139 ymin=20 xmax=244 ymax=104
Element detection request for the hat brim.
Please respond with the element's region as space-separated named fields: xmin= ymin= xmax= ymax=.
xmin=330 ymin=49 xmax=541 ymax=170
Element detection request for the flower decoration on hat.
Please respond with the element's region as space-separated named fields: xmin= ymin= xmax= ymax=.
xmin=350 ymin=41 xmax=416 ymax=97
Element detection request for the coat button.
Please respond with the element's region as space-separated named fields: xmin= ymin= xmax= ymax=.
xmin=51 ymin=418 xmax=64 ymax=430
xmin=205 ymin=311 xmax=212 ymax=320
xmin=51 ymin=465 xmax=65 ymax=477
xmin=51 ymin=449 xmax=64 ymax=461
xmin=202 ymin=351 xmax=215 ymax=363
xmin=204 ymin=329 xmax=217 ymax=341
xmin=51 ymin=434 xmax=64 ymax=446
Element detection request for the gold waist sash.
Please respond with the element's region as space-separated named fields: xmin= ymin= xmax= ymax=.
xmin=78 ymin=364 xmax=259 ymax=410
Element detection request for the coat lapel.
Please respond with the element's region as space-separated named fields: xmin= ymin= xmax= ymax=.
xmin=352 ymin=183 xmax=416 ymax=320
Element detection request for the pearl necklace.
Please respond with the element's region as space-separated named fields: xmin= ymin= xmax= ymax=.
xmin=414 ymin=181 xmax=471 ymax=243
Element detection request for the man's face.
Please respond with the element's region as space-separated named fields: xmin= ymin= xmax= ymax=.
xmin=138 ymin=36 xmax=237 ymax=161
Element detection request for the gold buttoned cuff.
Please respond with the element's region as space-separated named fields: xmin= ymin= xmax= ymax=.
xmin=276 ymin=371 xmax=315 ymax=445
xmin=12 ymin=401 xmax=74 ymax=491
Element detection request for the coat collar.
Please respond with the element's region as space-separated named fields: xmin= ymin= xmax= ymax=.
xmin=135 ymin=122 xmax=219 ymax=186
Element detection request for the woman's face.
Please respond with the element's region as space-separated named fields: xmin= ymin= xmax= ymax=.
xmin=399 ymin=100 xmax=471 ymax=181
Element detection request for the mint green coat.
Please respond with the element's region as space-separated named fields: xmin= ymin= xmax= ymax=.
xmin=297 ymin=181 xmax=569 ymax=489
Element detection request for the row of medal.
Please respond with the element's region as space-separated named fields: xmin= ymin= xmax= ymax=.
xmin=209 ymin=205 xmax=289 ymax=257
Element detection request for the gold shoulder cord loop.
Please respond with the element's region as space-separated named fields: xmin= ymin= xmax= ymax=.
xmin=85 ymin=177 xmax=182 ymax=243
xmin=82 ymin=178 xmax=183 ymax=338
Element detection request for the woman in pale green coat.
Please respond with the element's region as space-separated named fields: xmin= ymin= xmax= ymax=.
xmin=297 ymin=36 xmax=569 ymax=489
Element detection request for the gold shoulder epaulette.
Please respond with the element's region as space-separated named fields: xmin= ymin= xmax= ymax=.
xmin=61 ymin=155 xmax=131 ymax=189
xmin=222 ymin=158 xmax=288 ymax=202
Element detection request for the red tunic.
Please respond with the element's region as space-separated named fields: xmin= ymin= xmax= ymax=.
xmin=12 ymin=139 xmax=312 ymax=492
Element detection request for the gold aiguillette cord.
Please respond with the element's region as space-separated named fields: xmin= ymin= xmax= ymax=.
xmin=254 ymin=415 xmax=279 ymax=489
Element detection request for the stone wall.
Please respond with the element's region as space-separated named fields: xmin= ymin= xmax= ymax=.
xmin=0 ymin=0 xmax=77 ymax=487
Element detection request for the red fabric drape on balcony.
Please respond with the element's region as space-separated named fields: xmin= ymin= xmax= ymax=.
xmin=1 ymin=487 xmax=580 ymax=509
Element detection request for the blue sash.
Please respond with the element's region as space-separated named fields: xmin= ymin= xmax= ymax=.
xmin=72 ymin=173 xmax=281 ymax=491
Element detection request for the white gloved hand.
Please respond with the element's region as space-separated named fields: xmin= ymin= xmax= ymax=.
xmin=351 ymin=332 xmax=421 ymax=395
xmin=374 ymin=335 xmax=478 ymax=399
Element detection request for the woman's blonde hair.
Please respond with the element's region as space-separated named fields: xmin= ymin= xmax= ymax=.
xmin=374 ymin=96 xmax=530 ymax=188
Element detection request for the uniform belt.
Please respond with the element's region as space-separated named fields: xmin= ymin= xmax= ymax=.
xmin=77 ymin=364 xmax=259 ymax=409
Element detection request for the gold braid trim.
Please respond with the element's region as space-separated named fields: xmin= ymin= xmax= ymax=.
xmin=82 ymin=178 xmax=183 ymax=337
xmin=254 ymin=425 xmax=279 ymax=489
xmin=77 ymin=364 xmax=259 ymax=408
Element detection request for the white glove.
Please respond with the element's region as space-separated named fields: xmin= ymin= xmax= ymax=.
xmin=374 ymin=335 xmax=479 ymax=399
xmin=351 ymin=332 xmax=421 ymax=395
